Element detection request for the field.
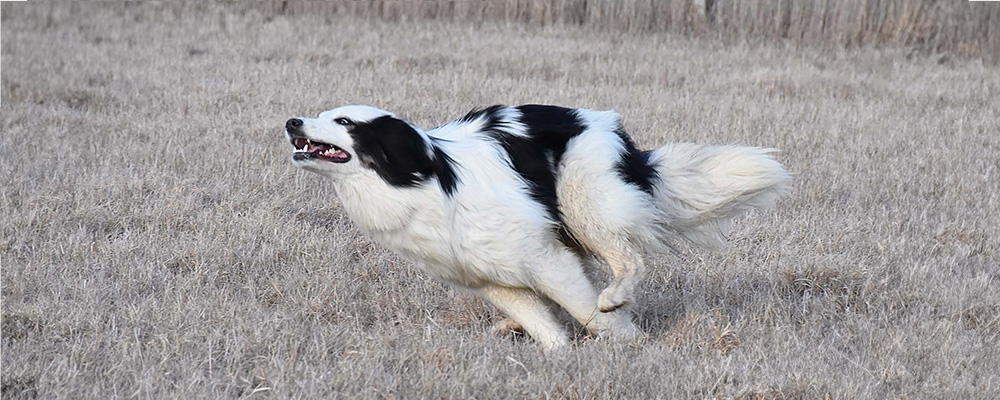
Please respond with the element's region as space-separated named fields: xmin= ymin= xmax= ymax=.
xmin=2 ymin=3 xmax=999 ymax=399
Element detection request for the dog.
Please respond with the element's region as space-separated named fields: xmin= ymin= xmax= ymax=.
xmin=284 ymin=104 xmax=789 ymax=349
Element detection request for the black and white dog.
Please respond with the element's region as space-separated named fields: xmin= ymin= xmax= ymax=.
xmin=285 ymin=105 xmax=789 ymax=349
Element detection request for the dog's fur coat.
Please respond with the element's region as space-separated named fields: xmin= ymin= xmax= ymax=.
xmin=285 ymin=104 xmax=789 ymax=349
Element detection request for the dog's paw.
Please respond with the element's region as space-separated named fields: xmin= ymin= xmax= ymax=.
xmin=490 ymin=318 xmax=523 ymax=336
xmin=598 ymin=285 xmax=632 ymax=313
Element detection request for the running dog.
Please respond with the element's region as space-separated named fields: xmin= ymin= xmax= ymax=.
xmin=284 ymin=104 xmax=789 ymax=349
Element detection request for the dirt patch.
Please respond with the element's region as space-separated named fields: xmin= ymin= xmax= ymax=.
xmin=1 ymin=314 xmax=42 ymax=340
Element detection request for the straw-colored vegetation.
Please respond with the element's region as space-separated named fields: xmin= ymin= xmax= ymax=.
xmin=251 ymin=0 xmax=999 ymax=62
xmin=2 ymin=2 xmax=998 ymax=399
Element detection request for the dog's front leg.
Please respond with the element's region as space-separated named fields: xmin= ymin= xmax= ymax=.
xmin=476 ymin=285 xmax=569 ymax=350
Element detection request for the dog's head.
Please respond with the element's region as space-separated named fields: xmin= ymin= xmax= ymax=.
xmin=285 ymin=105 xmax=439 ymax=186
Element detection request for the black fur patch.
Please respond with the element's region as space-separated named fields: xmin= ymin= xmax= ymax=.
xmin=613 ymin=126 xmax=659 ymax=195
xmin=460 ymin=105 xmax=506 ymax=124
xmin=431 ymin=145 xmax=459 ymax=196
xmin=349 ymin=116 xmax=459 ymax=195
xmin=478 ymin=105 xmax=586 ymax=224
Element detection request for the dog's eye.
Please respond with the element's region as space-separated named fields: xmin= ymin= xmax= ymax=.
xmin=334 ymin=118 xmax=353 ymax=126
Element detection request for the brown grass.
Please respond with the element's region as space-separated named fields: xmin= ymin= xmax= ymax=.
xmin=3 ymin=2 xmax=1000 ymax=399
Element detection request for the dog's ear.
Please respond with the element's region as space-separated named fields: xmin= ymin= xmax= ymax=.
xmin=350 ymin=116 xmax=435 ymax=187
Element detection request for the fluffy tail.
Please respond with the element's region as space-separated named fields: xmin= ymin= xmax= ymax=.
xmin=647 ymin=143 xmax=791 ymax=248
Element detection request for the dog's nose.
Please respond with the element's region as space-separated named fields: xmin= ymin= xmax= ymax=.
xmin=286 ymin=118 xmax=304 ymax=131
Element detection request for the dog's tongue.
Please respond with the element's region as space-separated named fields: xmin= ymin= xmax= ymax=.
xmin=308 ymin=144 xmax=328 ymax=153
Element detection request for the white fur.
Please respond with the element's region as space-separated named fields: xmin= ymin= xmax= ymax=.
xmin=287 ymin=105 xmax=789 ymax=349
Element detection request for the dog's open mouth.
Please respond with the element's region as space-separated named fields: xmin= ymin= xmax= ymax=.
xmin=290 ymin=137 xmax=351 ymax=163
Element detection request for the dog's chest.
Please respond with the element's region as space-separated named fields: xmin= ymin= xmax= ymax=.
xmin=356 ymin=209 xmax=492 ymax=286
xmin=334 ymin=178 xmax=489 ymax=285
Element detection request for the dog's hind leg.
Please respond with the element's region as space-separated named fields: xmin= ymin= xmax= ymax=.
xmin=556 ymin=156 xmax=659 ymax=314
xmin=596 ymin=246 xmax=644 ymax=313
xmin=476 ymin=285 xmax=569 ymax=350
xmin=533 ymin=250 xmax=641 ymax=341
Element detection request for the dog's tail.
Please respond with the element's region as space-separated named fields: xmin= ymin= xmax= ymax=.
xmin=646 ymin=143 xmax=790 ymax=248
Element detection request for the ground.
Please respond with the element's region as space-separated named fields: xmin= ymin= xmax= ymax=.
xmin=2 ymin=3 xmax=999 ymax=399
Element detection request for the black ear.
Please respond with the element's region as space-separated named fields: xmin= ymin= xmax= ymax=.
xmin=349 ymin=116 xmax=436 ymax=188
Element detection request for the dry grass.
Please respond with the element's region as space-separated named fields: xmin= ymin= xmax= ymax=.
xmin=3 ymin=2 xmax=1000 ymax=399
xmin=224 ymin=1 xmax=999 ymax=62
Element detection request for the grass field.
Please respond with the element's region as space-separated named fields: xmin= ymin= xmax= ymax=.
xmin=2 ymin=3 xmax=999 ymax=399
